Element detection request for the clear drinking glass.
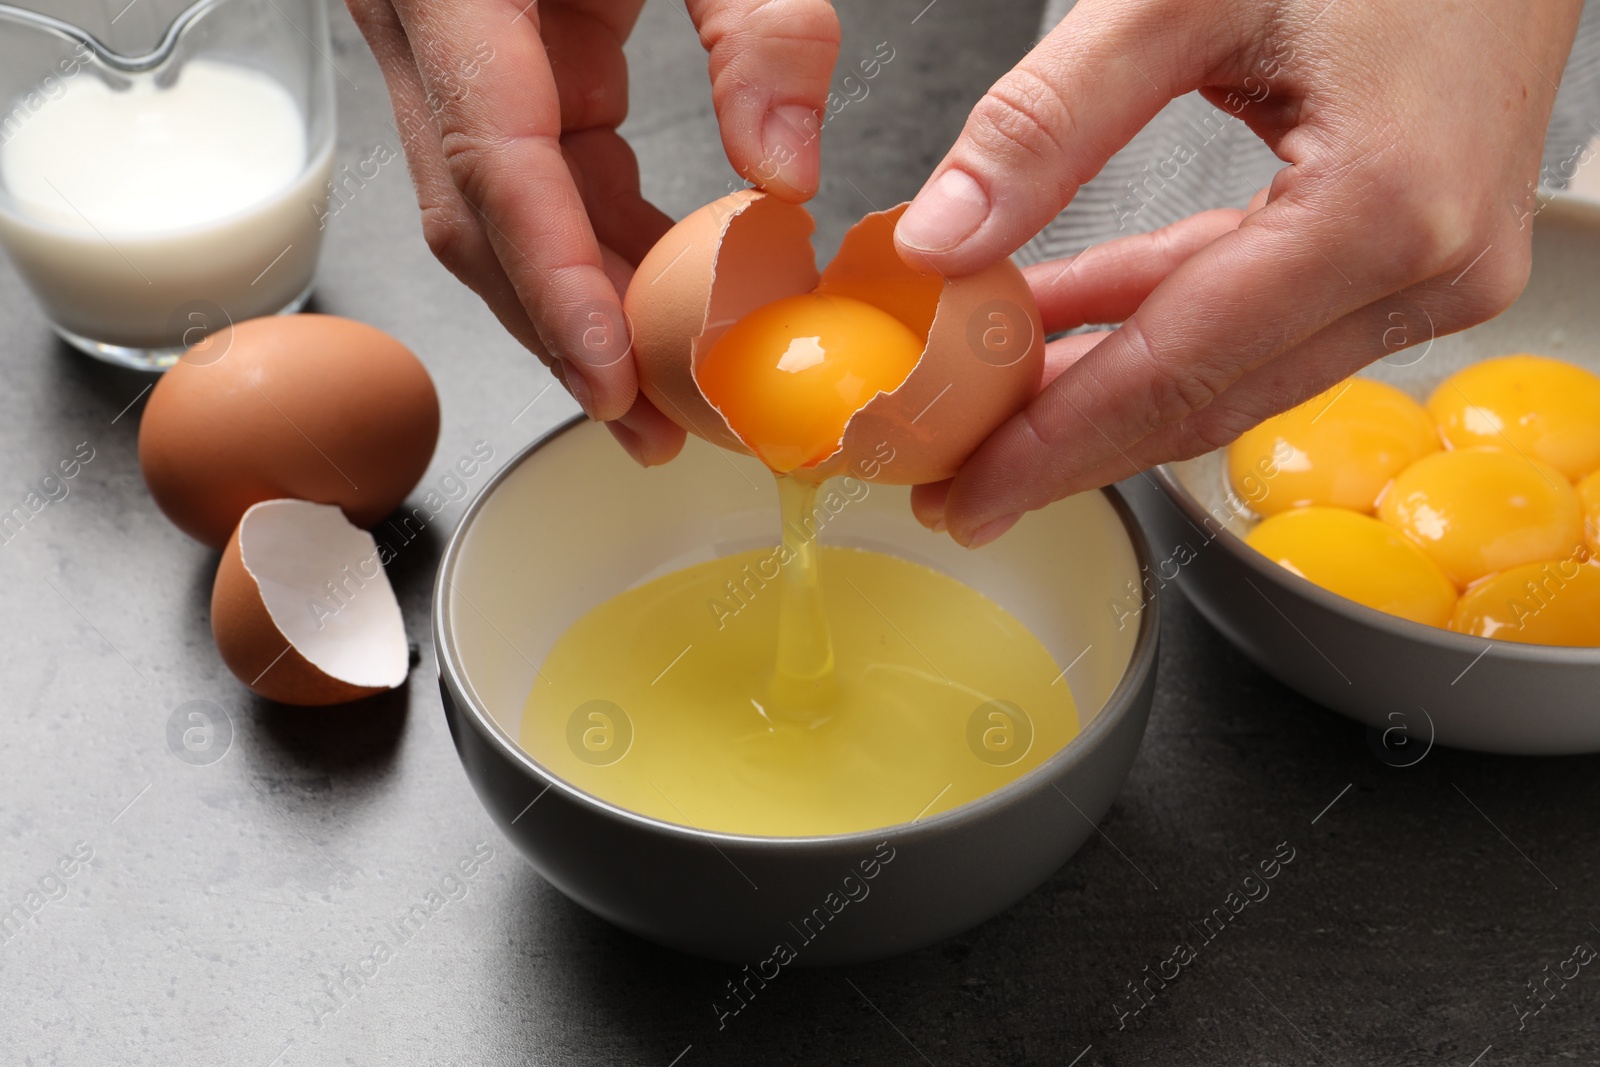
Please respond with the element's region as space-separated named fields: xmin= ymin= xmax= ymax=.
xmin=0 ymin=0 xmax=336 ymax=369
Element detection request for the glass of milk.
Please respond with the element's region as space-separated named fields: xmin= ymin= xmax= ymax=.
xmin=0 ymin=0 xmax=336 ymax=369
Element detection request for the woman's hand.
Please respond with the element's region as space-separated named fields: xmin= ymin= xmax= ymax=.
xmin=345 ymin=0 xmax=841 ymax=464
xmin=898 ymin=0 xmax=1584 ymax=547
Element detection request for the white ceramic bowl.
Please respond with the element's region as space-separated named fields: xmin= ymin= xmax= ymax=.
xmin=435 ymin=418 xmax=1158 ymax=962
xmin=1126 ymin=194 xmax=1600 ymax=756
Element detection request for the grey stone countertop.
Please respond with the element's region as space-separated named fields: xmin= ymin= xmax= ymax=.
xmin=2 ymin=1 xmax=1597 ymax=1064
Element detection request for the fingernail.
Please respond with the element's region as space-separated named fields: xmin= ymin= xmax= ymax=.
xmin=931 ymin=518 xmax=947 ymax=533
xmin=761 ymin=104 xmax=821 ymax=194
xmin=606 ymin=420 xmax=648 ymax=467
xmin=562 ymin=362 xmax=597 ymax=417
xmin=964 ymin=512 xmax=1021 ymax=550
xmin=897 ymin=168 xmax=989 ymax=253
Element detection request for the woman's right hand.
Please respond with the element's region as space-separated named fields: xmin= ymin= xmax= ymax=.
xmin=344 ymin=0 xmax=843 ymax=464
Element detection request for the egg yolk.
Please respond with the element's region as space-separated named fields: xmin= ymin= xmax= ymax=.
xmin=1246 ymin=507 xmax=1457 ymax=625
xmin=1377 ymin=447 xmax=1585 ymax=588
xmin=695 ymin=292 xmax=924 ymax=472
xmin=1427 ymin=354 xmax=1600 ymax=482
xmin=1226 ymin=377 xmax=1439 ymax=516
xmin=1580 ymin=469 xmax=1600 ymax=556
xmin=1450 ymin=559 xmax=1600 ymax=646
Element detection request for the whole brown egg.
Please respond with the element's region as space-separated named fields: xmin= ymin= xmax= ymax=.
xmin=138 ymin=314 xmax=439 ymax=549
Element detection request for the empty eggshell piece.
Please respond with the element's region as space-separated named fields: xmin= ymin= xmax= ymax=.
xmin=626 ymin=190 xmax=1045 ymax=485
xmin=140 ymin=314 xmax=440 ymax=549
xmin=212 ymin=499 xmax=408 ymax=706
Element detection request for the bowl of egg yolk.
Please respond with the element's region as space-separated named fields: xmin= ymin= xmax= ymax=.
xmin=1127 ymin=193 xmax=1600 ymax=756
xmin=434 ymin=417 xmax=1158 ymax=964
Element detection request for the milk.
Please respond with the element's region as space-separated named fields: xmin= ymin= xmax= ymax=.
xmin=0 ymin=59 xmax=332 ymax=350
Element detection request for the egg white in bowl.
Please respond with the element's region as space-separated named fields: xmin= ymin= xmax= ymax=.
xmin=434 ymin=418 xmax=1159 ymax=962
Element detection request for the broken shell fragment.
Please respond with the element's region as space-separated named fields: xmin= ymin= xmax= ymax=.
xmin=211 ymin=499 xmax=408 ymax=706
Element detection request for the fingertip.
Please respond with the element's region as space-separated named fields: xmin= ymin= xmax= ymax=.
xmin=695 ymin=0 xmax=838 ymax=203
xmin=552 ymin=298 xmax=637 ymax=423
xmin=561 ymin=361 xmax=597 ymax=417
xmin=910 ymin=480 xmax=953 ymax=531
xmin=561 ymin=361 xmax=637 ymax=423
xmin=753 ymin=104 xmax=822 ymax=201
xmin=612 ymin=394 xmax=687 ymax=467
xmin=630 ymin=423 xmax=687 ymax=467
xmin=959 ymin=512 xmax=1022 ymax=550
xmin=606 ymin=420 xmax=650 ymax=466
xmin=893 ymin=167 xmax=991 ymax=273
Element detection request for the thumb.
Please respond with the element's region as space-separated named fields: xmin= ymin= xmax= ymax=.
xmin=894 ymin=0 xmax=1224 ymax=275
xmin=688 ymin=0 xmax=841 ymax=201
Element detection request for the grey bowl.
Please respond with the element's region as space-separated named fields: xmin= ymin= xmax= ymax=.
xmin=434 ymin=417 xmax=1158 ymax=964
xmin=1125 ymin=193 xmax=1600 ymax=757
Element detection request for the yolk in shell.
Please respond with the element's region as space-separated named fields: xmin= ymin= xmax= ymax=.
xmin=1245 ymin=506 xmax=1458 ymax=626
xmin=695 ymin=292 xmax=923 ymax=472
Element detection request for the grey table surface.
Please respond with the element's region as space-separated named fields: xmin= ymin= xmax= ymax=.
xmin=3 ymin=1 xmax=1598 ymax=1065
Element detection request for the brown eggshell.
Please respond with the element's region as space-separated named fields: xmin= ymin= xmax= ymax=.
xmin=211 ymin=500 xmax=408 ymax=706
xmin=629 ymin=190 xmax=819 ymax=455
xmin=140 ymin=314 xmax=440 ymax=549
xmin=807 ymin=203 xmax=1046 ymax=485
xmin=625 ymin=191 xmax=1045 ymax=485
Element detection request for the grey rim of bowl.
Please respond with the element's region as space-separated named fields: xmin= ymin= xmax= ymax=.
xmin=1149 ymin=464 xmax=1600 ymax=664
xmin=434 ymin=413 xmax=1162 ymax=851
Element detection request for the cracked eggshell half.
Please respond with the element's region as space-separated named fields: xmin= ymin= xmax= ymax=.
xmin=626 ymin=190 xmax=1045 ymax=485
xmin=212 ymin=499 xmax=408 ymax=706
